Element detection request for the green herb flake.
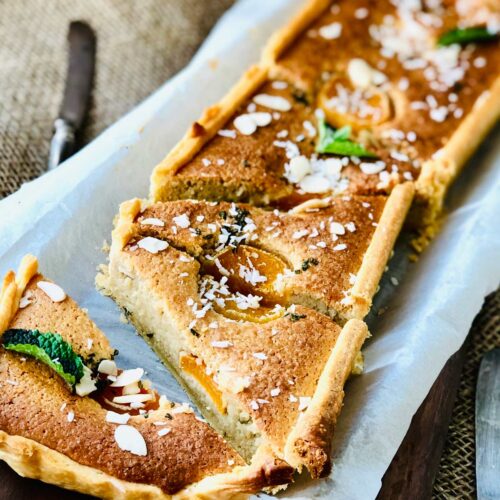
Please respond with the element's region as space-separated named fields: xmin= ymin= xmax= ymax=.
xmin=286 ymin=313 xmax=307 ymax=322
xmin=190 ymin=328 xmax=200 ymax=337
xmin=316 ymin=119 xmax=378 ymax=158
xmin=219 ymin=210 xmax=227 ymax=220
xmin=301 ymin=258 xmax=319 ymax=272
xmin=438 ymin=27 xmax=497 ymax=47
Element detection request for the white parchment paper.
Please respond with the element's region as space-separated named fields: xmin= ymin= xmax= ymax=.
xmin=0 ymin=1 xmax=499 ymax=498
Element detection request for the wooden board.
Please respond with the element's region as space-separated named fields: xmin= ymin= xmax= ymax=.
xmin=377 ymin=341 xmax=468 ymax=500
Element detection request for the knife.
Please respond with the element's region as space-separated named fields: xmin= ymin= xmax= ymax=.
xmin=48 ymin=21 xmax=96 ymax=170
xmin=476 ymin=348 xmax=500 ymax=500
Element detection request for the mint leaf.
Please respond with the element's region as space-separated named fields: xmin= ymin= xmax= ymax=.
xmin=316 ymin=119 xmax=378 ymax=158
xmin=322 ymin=140 xmax=379 ymax=157
xmin=438 ymin=27 xmax=497 ymax=47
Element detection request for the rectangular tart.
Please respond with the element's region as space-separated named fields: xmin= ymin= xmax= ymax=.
xmin=150 ymin=0 xmax=499 ymax=225
xmin=96 ymin=197 xmax=391 ymax=477
xmin=0 ymin=255 xmax=292 ymax=498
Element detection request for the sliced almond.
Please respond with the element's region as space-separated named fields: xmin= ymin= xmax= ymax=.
xmin=114 ymin=425 xmax=147 ymax=456
xmin=37 ymin=281 xmax=66 ymax=303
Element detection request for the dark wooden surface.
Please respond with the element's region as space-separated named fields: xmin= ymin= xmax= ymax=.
xmin=377 ymin=340 xmax=468 ymax=500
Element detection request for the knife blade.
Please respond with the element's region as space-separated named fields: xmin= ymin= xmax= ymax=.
xmin=48 ymin=21 xmax=96 ymax=170
xmin=476 ymin=348 xmax=500 ymax=500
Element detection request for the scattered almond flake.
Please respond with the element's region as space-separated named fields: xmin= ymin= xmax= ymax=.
xmin=211 ymin=340 xmax=234 ymax=349
xmin=270 ymin=388 xmax=281 ymax=397
xmin=180 ymin=255 xmax=193 ymax=264
xmin=218 ymin=129 xmax=236 ymax=139
xmin=137 ymin=237 xmax=168 ymax=254
xmin=214 ymin=257 xmax=230 ymax=277
xmin=298 ymin=396 xmax=311 ymax=411
xmin=250 ymin=400 xmax=259 ymax=410
xmin=179 ymin=272 xmax=189 ymax=278
xmin=354 ymin=7 xmax=369 ymax=19
xmin=247 ymin=102 xmax=257 ymax=112
xmin=330 ymin=221 xmax=345 ymax=235
xmin=288 ymin=379 xmax=295 ymax=385
xmin=157 ymin=427 xmax=172 ymax=437
xmin=140 ymin=217 xmax=165 ymax=227
xmin=287 ymin=155 xmax=312 ymax=183
xmin=228 ymin=459 xmax=235 ymax=466
xmin=276 ymin=129 xmax=288 ymax=138
xmin=86 ymin=338 xmax=93 ymax=350
xmin=67 ymin=411 xmax=75 ymax=423
xmin=272 ymin=111 xmax=281 ymax=120
xmin=234 ymin=112 xmax=272 ymax=135
xmin=19 ymin=292 xmax=33 ymax=309
xmin=474 ymin=57 xmax=487 ymax=69
xmin=345 ymin=222 xmax=356 ymax=232
xmin=153 ymin=421 xmax=168 ymax=426
xmin=98 ymin=359 xmax=118 ymax=376
xmin=253 ymin=94 xmax=292 ymax=112
xmin=390 ymin=151 xmax=410 ymax=162
xmin=319 ymin=21 xmax=342 ymax=40
xmin=217 ymin=159 xmax=225 ymax=165
xmin=253 ymin=352 xmax=267 ymax=361
xmin=316 ymin=241 xmax=327 ymax=248
xmin=201 ymin=158 xmax=212 ymax=167
xmin=403 ymin=171 xmax=414 ymax=181
xmin=333 ymin=243 xmax=347 ymax=251
xmin=292 ymin=229 xmax=309 ymax=239
xmin=37 ymin=281 xmax=66 ymax=303
xmin=347 ymin=58 xmax=386 ymax=89
xmin=111 ymin=368 xmax=144 ymax=388
xmin=273 ymin=139 xmax=300 ymax=159
xmin=171 ymin=226 xmax=178 ymax=235
xmin=173 ymin=213 xmax=190 ymax=229
xmin=303 ymin=120 xmax=316 ymax=137
xmin=404 ymin=130 xmax=417 ymax=143
xmin=208 ymin=322 xmax=218 ymax=330
xmin=289 ymin=394 xmax=298 ymax=403
xmin=360 ymin=161 xmax=386 ymax=175
xmin=257 ymin=399 xmax=270 ymax=405
xmin=271 ymin=80 xmax=288 ymax=90
xmin=390 ymin=276 xmax=399 ymax=286
xmin=195 ymin=215 xmax=205 ymax=224
xmin=60 ymin=403 xmax=67 ymax=412
xmin=430 ymin=106 xmax=448 ymax=122
xmin=114 ymin=425 xmax=147 ymax=456
xmin=106 ymin=411 xmax=131 ymax=424
xmin=113 ymin=394 xmax=153 ymax=405
xmin=6 ymin=379 xmax=18 ymax=386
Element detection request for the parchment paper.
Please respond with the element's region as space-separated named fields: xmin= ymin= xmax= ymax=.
xmin=0 ymin=1 xmax=499 ymax=498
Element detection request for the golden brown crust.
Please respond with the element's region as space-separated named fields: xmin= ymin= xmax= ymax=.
xmin=284 ymin=319 xmax=367 ymax=478
xmin=348 ymin=182 xmax=414 ymax=319
xmin=0 ymin=257 xmax=292 ymax=497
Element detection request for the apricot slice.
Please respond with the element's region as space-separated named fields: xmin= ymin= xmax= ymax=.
xmin=318 ymin=76 xmax=392 ymax=131
xmin=180 ymin=353 xmax=226 ymax=413
xmin=203 ymin=244 xmax=289 ymax=323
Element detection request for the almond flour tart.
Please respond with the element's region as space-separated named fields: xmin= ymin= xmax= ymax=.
xmin=96 ymin=190 xmax=413 ymax=478
xmin=0 ymin=255 xmax=293 ymax=499
xmin=150 ymin=0 xmax=499 ymax=226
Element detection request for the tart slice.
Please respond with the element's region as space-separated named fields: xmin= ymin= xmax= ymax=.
xmin=0 ymin=255 xmax=292 ymax=499
xmin=97 ymin=198 xmax=374 ymax=478
xmin=99 ymin=186 xmax=412 ymax=324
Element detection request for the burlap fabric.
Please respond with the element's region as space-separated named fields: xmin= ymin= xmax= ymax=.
xmin=0 ymin=1 xmax=498 ymax=498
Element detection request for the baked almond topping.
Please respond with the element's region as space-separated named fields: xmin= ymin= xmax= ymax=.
xmin=137 ymin=236 xmax=169 ymax=254
xmin=37 ymin=281 xmax=66 ymax=302
xmin=114 ymin=424 xmax=147 ymax=456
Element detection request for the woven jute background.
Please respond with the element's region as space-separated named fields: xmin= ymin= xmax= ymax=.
xmin=0 ymin=1 xmax=498 ymax=498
